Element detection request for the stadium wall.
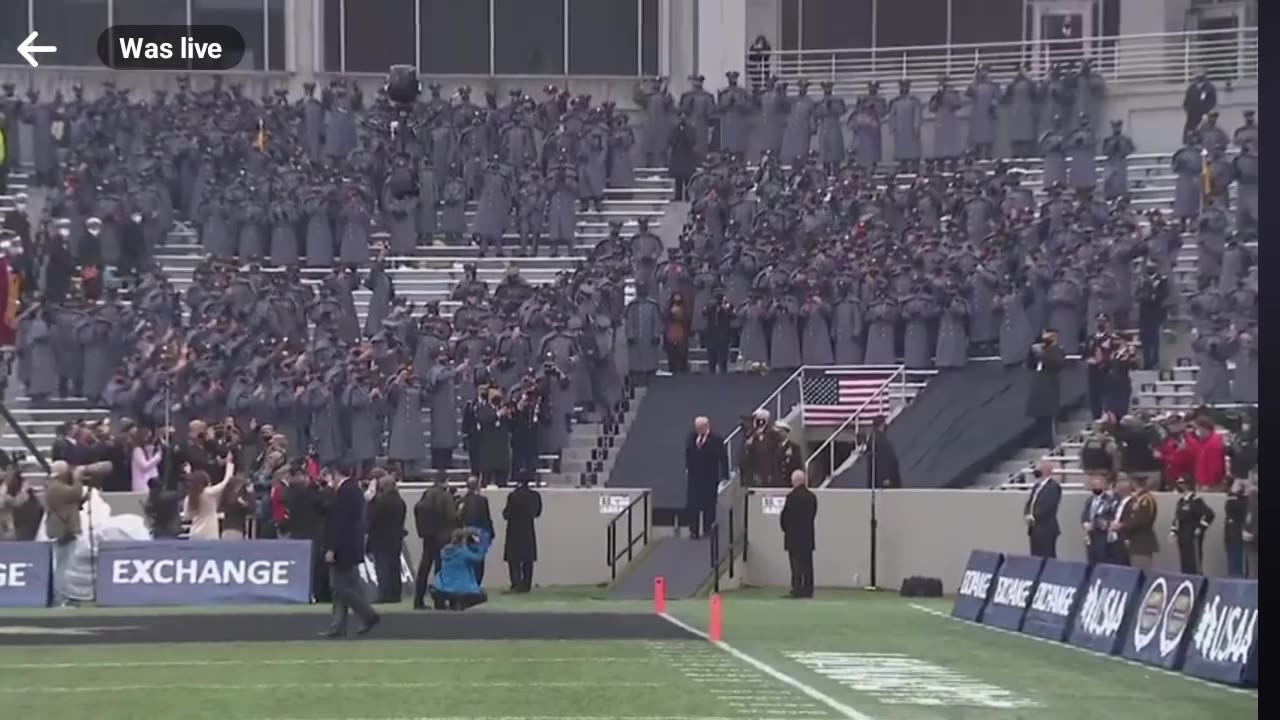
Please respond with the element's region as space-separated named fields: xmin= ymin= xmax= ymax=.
xmin=101 ymin=487 xmax=650 ymax=588
xmin=741 ymin=488 xmax=1230 ymax=592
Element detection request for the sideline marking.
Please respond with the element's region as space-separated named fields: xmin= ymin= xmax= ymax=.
xmin=786 ymin=651 xmax=1038 ymax=709
xmin=658 ymin=612 xmax=876 ymax=720
xmin=250 ymin=717 xmax=805 ymax=720
xmin=908 ymin=603 xmax=1258 ymax=698
xmin=0 ymin=681 xmax=667 ymax=694
xmin=0 ymin=657 xmax=656 ymax=670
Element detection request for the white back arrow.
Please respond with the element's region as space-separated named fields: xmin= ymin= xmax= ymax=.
xmin=18 ymin=31 xmax=57 ymax=68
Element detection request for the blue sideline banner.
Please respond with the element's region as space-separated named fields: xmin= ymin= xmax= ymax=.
xmin=951 ymin=550 xmax=1004 ymax=622
xmin=1067 ymin=563 xmax=1143 ymax=655
xmin=96 ymin=540 xmax=313 ymax=607
xmin=0 ymin=542 xmax=51 ymax=608
xmin=981 ymin=555 xmax=1045 ymax=631
xmin=1022 ymin=560 xmax=1091 ymax=642
xmin=1120 ymin=571 xmax=1206 ymax=670
xmin=1180 ymin=578 xmax=1258 ymax=686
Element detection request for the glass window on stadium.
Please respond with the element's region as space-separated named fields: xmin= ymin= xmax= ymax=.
xmin=267 ymin=0 xmax=285 ymax=71
xmin=876 ymin=0 xmax=947 ymax=59
xmin=322 ymin=0 xmax=341 ymax=72
xmin=641 ymin=0 xmax=659 ymax=76
xmin=801 ymin=0 xmax=873 ymax=51
xmin=33 ymin=0 xmax=107 ymax=66
xmin=494 ymin=0 xmax=565 ymax=75
xmin=419 ymin=0 xmax=490 ymax=75
xmin=950 ymin=0 xmax=1024 ymax=46
xmin=0 ymin=0 xmax=30 ymax=66
xmin=192 ymin=0 xmax=268 ymax=71
xmin=568 ymin=0 xmax=638 ymax=76
xmin=343 ymin=0 xmax=416 ymax=73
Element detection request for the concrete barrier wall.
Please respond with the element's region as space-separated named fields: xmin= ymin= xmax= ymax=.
xmin=101 ymin=487 xmax=650 ymax=588
xmin=743 ymin=489 xmax=1230 ymax=591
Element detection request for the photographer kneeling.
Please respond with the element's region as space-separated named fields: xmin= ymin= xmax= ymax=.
xmin=429 ymin=528 xmax=492 ymax=611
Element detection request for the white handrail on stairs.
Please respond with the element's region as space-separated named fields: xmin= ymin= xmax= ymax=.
xmin=803 ymin=367 xmax=905 ymax=480
xmin=763 ymin=27 xmax=1258 ymax=91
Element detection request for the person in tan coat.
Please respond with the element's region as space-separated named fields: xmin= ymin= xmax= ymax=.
xmin=1112 ymin=473 xmax=1159 ymax=571
xmin=44 ymin=459 xmax=113 ymax=606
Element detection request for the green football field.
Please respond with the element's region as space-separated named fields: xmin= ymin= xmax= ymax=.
xmin=0 ymin=589 xmax=1256 ymax=720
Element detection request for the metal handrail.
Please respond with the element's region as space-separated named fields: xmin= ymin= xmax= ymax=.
xmin=803 ymin=368 xmax=904 ymax=477
xmin=763 ymin=27 xmax=1258 ymax=90
xmin=708 ymin=506 xmax=736 ymax=594
xmin=723 ymin=366 xmax=805 ymax=447
xmin=605 ymin=490 xmax=650 ymax=580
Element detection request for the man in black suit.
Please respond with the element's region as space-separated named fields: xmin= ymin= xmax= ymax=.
xmin=1024 ymin=460 xmax=1062 ymax=558
xmin=683 ymin=416 xmax=727 ymax=539
xmin=781 ymin=469 xmax=817 ymax=599
xmin=320 ymin=463 xmax=380 ymax=638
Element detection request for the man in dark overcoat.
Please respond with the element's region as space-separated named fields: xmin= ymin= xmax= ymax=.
xmin=502 ymin=479 xmax=543 ymax=593
xmin=683 ymin=416 xmax=727 ymax=539
xmin=780 ymin=469 xmax=817 ymax=599
xmin=1025 ymin=329 xmax=1066 ymax=449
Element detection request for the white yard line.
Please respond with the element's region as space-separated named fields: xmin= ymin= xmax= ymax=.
xmin=0 ymin=681 xmax=667 ymax=694
xmin=908 ymin=603 xmax=1258 ymax=698
xmin=0 ymin=657 xmax=654 ymax=670
xmin=250 ymin=717 xmax=802 ymax=720
xmin=658 ymin=612 xmax=876 ymax=720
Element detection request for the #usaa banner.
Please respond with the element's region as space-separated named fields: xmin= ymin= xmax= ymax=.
xmin=981 ymin=555 xmax=1045 ymax=631
xmin=1120 ymin=571 xmax=1206 ymax=670
xmin=1181 ymin=578 xmax=1258 ymax=687
xmin=1066 ymin=563 xmax=1143 ymax=655
xmin=1021 ymin=559 xmax=1090 ymax=642
xmin=951 ymin=550 xmax=1004 ymax=622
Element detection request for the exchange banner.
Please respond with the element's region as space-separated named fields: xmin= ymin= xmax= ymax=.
xmin=96 ymin=540 xmax=313 ymax=607
xmin=1021 ymin=560 xmax=1091 ymax=642
xmin=1180 ymin=578 xmax=1257 ymax=686
xmin=1120 ymin=571 xmax=1206 ymax=670
xmin=0 ymin=542 xmax=51 ymax=608
xmin=951 ymin=550 xmax=1004 ymax=622
xmin=1067 ymin=563 xmax=1143 ymax=655
xmin=981 ymin=555 xmax=1045 ymax=631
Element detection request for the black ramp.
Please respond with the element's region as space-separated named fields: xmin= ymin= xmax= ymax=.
xmin=607 ymin=536 xmax=713 ymax=600
xmin=833 ymin=361 xmax=1086 ymax=488
xmin=0 ymin=612 xmax=698 ymax=646
xmin=610 ymin=371 xmax=792 ymax=511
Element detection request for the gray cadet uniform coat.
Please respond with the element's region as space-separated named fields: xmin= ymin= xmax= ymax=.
xmin=1067 ymin=125 xmax=1098 ymax=190
xmin=864 ymin=298 xmax=899 ymax=365
xmin=718 ymin=83 xmax=754 ymax=156
xmin=781 ymin=89 xmax=816 ymax=162
xmin=833 ymin=296 xmax=865 ymax=365
xmin=1101 ymin=131 xmax=1136 ymax=199
xmin=426 ymin=365 xmax=459 ymax=450
xmin=1172 ymin=146 xmax=1204 ymax=220
xmin=1039 ymin=128 xmax=1067 ymax=188
xmin=889 ymin=93 xmax=924 ymax=161
xmin=815 ymin=94 xmax=848 ymax=164
xmin=387 ymin=379 xmax=428 ymax=462
xmin=966 ymin=77 xmax=1001 ymax=147
xmin=800 ymin=298 xmax=834 ymax=365
xmin=768 ymin=297 xmax=802 ymax=370
xmin=935 ymin=295 xmax=970 ymax=368
xmin=759 ymin=83 xmax=789 ymax=159
xmin=1003 ymin=74 xmax=1039 ymax=148
xmin=624 ymin=295 xmax=663 ymax=374
xmin=737 ymin=300 xmax=769 ymax=365
xmin=929 ymin=88 xmax=965 ymax=159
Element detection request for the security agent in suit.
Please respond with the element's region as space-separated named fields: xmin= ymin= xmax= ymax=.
xmin=780 ymin=469 xmax=817 ymax=599
xmin=684 ymin=416 xmax=727 ymax=538
xmin=1024 ymin=460 xmax=1062 ymax=558
xmin=1171 ymin=476 xmax=1215 ymax=574
xmin=319 ymin=462 xmax=380 ymax=638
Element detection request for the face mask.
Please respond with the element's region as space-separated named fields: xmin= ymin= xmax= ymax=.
xmin=58 ymin=228 xmax=70 ymax=238
xmin=88 ymin=228 xmax=101 ymax=236
xmin=131 ymin=213 xmax=143 ymax=223
xmin=1091 ymin=488 xmax=1103 ymax=496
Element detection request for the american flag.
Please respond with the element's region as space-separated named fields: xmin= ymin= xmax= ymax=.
xmin=801 ymin=370 xmax=897 ymax=426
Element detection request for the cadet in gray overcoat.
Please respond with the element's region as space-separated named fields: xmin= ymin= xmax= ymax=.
xmin=1171 ymin=135 xmax=1205 ymax=222
xmin=1039 ymin=116 xmax=1068 ymax=190
xmin=758 ymin=79 xmax=790 ymax=160
xmin=767 ymin=296 xmax=802 ymax=371
xmin=625 ymin=287 xmax=663 ymax=381
xmin=269 ymin=194 xmax=301 ymax=266
xmin=342 ymin=378 xmax=380 ymax=465
xmin=678 ymin=75 xmax=717 ymax=157
xmin=781 ymin=81 xmax=815 ymax=163
xmin=851 ymin=83 xmax=886 ymax=167
xmin=303 ymin=187 xmax=334 ymax=267
xmin=814 ymin=82 xmax=847 ymax=172
xmin=998 ymin=282 xmax=1035 ymax=366
xmin=717 ymin=72 xmax=753 ymax=157
xmin=799 ymin=295 xmax=834 ymax=366
xmin=1192 ymin=319 xmax=1234 ymax=404
xmin=381 ymin=181 xmax=419 ymax=256
xmin=635 ymin=77 xmax=674 ymax=166
xmin=888 ymin=80 xmax=924 ymax=169
xmin=929 ymin=76 xmax=965 ymax=162
xmin=966 ymin=66 xmax=1000 ymax=158
xmin=935 ymin=289 xmax=970 ymax=369
xmin=1067 ymin=115 xmax=1098 ymax=192
xmin=864 ymin=294 xmax=899 ymax=365
xmin=608 ymin=115 xmax=637 ymax=188
xmin=387 ymin=369 xmax=429 ymax=469
xmin=1003 ymin=64 xmax=1040 ymax=157
xmin=737 ymin=296 xmax=770 ymax=367
xmin=1233 ymin=142 xmax=1258 ymax=230
xmin=426 ymin=360 xmax=461 ymax=459
xmin=1101 ymin=120 xmax=1135 ymax=200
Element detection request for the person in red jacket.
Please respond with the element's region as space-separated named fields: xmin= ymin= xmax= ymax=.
xmin=1189 ymin=416 xmax=1227 ymax=491
xmin=1157 ymin=415 xmax=1197 ymax=490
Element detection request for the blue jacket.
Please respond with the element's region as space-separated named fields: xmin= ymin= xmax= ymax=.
xmin=323 ymin=477 xmax=366 ymax=569
xmin=431 ymin=527 xmax=492 ymax=595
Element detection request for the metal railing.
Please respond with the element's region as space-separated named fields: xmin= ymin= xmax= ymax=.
xmin=803 ymin=367 xmax=906 ymax=479
xmin=763 ymin=28 xmax=1258 ymax=92
xmin=605 ymin=490 xmax=650 ymax=580
xmin=722 ymin=366 xmax=806 ymax=476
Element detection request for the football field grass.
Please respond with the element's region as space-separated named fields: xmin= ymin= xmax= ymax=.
xmin=0 ymin=589 xmax=1256 ymax=720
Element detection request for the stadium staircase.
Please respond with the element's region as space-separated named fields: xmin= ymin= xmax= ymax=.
xmin=0 ymin=169 xmax=677 ymax=485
